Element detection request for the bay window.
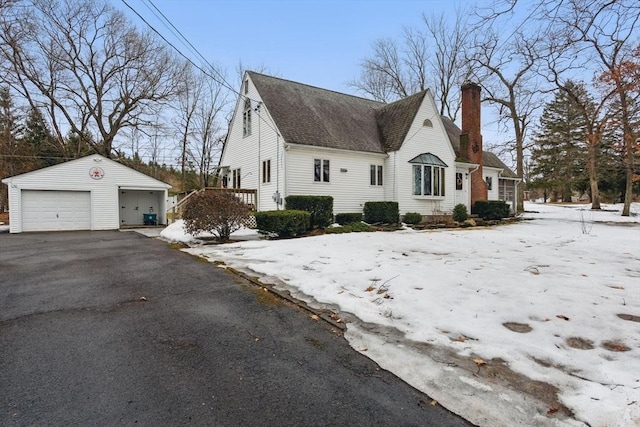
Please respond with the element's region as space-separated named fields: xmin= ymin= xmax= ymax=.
xmin=409 ymin=153 xmax=448 ymax=197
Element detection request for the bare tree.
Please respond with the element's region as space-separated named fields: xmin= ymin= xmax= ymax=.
xmin=536 ymin=0 xmax=639 ymax=212
xmin=174 ymin=61 xmax=198 ymax=190
xmin=569 ymin=0 xmax=639 ymax=215
xmin=350 ymin=7 xmax=472 ymax=120
xmin=191 ymin=73 xmax=228 ymax=188
xmin=174 ymin=62 xmax=229 ymax=190
xmin=423 ymin=9 xmax=472 ymax=121
xmin=466 ymin=23 xmax=546 ymax=212
xmin=0 ymin=0 xmax=182 ymax=158
xmin=350 ymin=36 xmax=422 ymax=103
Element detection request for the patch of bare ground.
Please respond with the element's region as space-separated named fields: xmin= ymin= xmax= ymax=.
xmin=617 ymin=313 xmax=640 ymax=322
xmin=601 ymin=340 xmax=631 ymax=352
xmin=565 ymin=337 xmax=595 ymax=350
xmin=503 ymin=322 xmax=533 ymax=333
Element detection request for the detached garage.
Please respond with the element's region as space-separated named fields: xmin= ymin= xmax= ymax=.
xmin=2 ymin=154 xmax=171 ymax=233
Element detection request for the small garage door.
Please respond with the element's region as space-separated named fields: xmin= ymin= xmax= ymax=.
xmin=21 ymin=190 xmax=91 ymax=232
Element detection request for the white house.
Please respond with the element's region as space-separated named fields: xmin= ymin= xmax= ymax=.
xmin=218 ymin=72 xmax=519 ymax=217
xmin=2 ymin=154 xmax=171 ymax=233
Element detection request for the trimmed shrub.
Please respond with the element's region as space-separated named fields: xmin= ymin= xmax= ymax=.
xmin=325 ymin=222 xmax=373 ymax=234
xmin=183 ymin=191 xmax=252 ymax=242
xmin=363 ymin=201 xmax=399 ymax=224
xmin=452 ymin=204 xmax=468 ymax=222
xmin=348 ymin=222 xmax=373 ymax=232
xmin=285 ymin=195 xmax=333 ymax=229
xmin=335 ymin=212 xmax=362 ymax=225
xmin=254 ymin=210 xmax=311 ymax=237
xmin=403 ymin=212 xmax=422 ymax=225
xmin=471 ymin=200 xmax=510 ymax=220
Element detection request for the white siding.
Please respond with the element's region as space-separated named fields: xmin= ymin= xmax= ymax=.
xmin=391 ymin=92 xmax=457 ymax=216
xmin=219 ymin=75 xmax=285 ymax=211
xmin=484 ymin=168 xmax=501 ymax=201
xmin=2 ymin=155 xmax=170 ymax=233
xmin=285 ymin=146 xmax=387 ymax=214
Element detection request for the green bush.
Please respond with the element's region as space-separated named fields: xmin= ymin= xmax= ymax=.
xmin=452 ymin=204 xmax=468 ymax=222
xmin=254 ymin=210 xmax=311 ymax=237
xmin=363 ymin=201 xmax=399 ymax=224
xmin=335 ymin=212 xmax=362 ymax=225
xmin=403 ymin=212 xmax=422 ymax=225
xmin=325 ymin=222 xmax=373 ymax=234
xmin=471 ymin=200 xmax=510 ymax=220
xmin=348 ymin=222 xmax=373 ymax=232
xmin=182 ymin=190 xmax=251 ymax=242
xmin=285 ymin=195 xmax=333 ymax=229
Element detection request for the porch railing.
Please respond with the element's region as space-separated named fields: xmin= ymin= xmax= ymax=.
xmin=167 ymin=188 xmax=257 ymax=224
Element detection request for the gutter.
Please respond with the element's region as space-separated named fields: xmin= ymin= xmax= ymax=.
xmin=283 ymin=142 xmax=388 ymax=158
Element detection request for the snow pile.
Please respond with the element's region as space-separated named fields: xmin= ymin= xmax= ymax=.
xmin=160 ymin=219 xmax=259 ymax=244
xmin=173 ymin=203 xmax=640 ymax=426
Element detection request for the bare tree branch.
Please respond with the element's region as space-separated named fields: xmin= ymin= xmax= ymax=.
xmin=0 ymin=0 xmax=183 ymax=158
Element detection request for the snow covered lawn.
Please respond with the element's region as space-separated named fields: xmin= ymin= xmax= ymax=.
xmin=162 ymin=203 xmax=640 ymax=427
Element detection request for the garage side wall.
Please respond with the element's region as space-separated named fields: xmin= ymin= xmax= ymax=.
xmin=3 ymin=156 xmax=170 ymax=233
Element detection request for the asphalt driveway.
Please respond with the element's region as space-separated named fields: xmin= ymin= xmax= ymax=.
xmin=0 ymin=230 xmax=471 ymax=426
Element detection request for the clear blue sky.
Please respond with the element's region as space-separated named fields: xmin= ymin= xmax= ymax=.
xmin=119 ymin=0 xmax=516 ymax=165
xmin=120 ymin=0 xmax=474 ymax=95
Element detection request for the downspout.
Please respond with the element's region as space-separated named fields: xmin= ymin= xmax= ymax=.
xmin=283 ymin=142 xmax=289 ymax=210
xmin=276 ymin=133 xmax=281 ymax=210
xmin=256 ymin=102 xmax=262 ymax=211
xmin=468 ymin=164 xmax=480 ymax=209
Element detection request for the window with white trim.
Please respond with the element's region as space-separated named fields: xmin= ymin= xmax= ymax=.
xmin=485 ymin=176 xmax=492 ymax=190
xmin=314 ymin=159 xmax=330 ymax=182
xmin=262 ymin=160 xmax=271 ymax=183
xmin=242 ymin=98 xmax=251 ymax=136
xmin=370 ymin=165 xmax=383 ymax=186
xmin=409 ymin=153 xmax=447 ymax=197
xmin=232 ymin=168 xmax=241 ymax=189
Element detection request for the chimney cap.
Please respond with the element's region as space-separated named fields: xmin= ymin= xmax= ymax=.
xmin=462 ymin=80 xmax=480 ymax=89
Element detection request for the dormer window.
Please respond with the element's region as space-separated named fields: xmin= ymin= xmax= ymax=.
xmin=242 ymin=98 xmax=252 ymax=136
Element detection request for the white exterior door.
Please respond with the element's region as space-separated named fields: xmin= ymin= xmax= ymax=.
xmin=454 ymin=169 xmax=470 ymax=212
xmin=21 ymin=190 xmax=91 ymax=232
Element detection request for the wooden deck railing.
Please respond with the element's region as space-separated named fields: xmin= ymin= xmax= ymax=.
xmin=167 ymin=188 xmax=257 ymax=223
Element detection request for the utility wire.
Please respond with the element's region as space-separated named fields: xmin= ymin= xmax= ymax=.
xmin=121 ymin=0 xmax=280 ymax=135
xmin=145 ymin=0 xmax=236 ymax=94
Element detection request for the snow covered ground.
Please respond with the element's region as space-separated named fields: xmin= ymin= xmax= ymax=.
xmin=161 ymin=203 xmax=640 ymax=427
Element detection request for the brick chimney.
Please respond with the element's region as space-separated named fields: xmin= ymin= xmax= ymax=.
xmin=461 ymin=81 xmax=487 ymax=206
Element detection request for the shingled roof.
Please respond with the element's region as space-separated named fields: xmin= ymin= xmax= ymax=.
xmin=440 ymin=116 xmax=467 ymax=162
xmin=376 ymin=91 xmax=428 ymax=152
xmin=482 ymin=152 xmax=518 ymax=178
xmin=249 ymin=72 xmax=384 ymax=153
xmin=248 ymin=72 xmax=427 ymax=154
xmin=247 ymin=72 xmax=517 ymax=177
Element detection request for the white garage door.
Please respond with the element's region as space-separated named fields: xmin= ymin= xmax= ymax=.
xmin=21 ymin=190 xmax=91 ymax=232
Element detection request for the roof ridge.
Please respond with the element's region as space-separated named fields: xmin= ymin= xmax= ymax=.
xmin=378 ymin=90 xmax=428 ymax=111
xmin=247 ymin=71 xmax=384 ymax=105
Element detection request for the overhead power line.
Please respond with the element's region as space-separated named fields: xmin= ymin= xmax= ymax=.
xmin=120 ymin=0 xmax=280 ymax=136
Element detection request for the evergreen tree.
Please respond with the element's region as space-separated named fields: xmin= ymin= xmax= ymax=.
xmin=23 ymin=107 xmax=61 ymax=168
xmin=0 ymin=86 xmax=26 ymax=210
xmin=531 ymin=82 xmax=590 ymax=202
